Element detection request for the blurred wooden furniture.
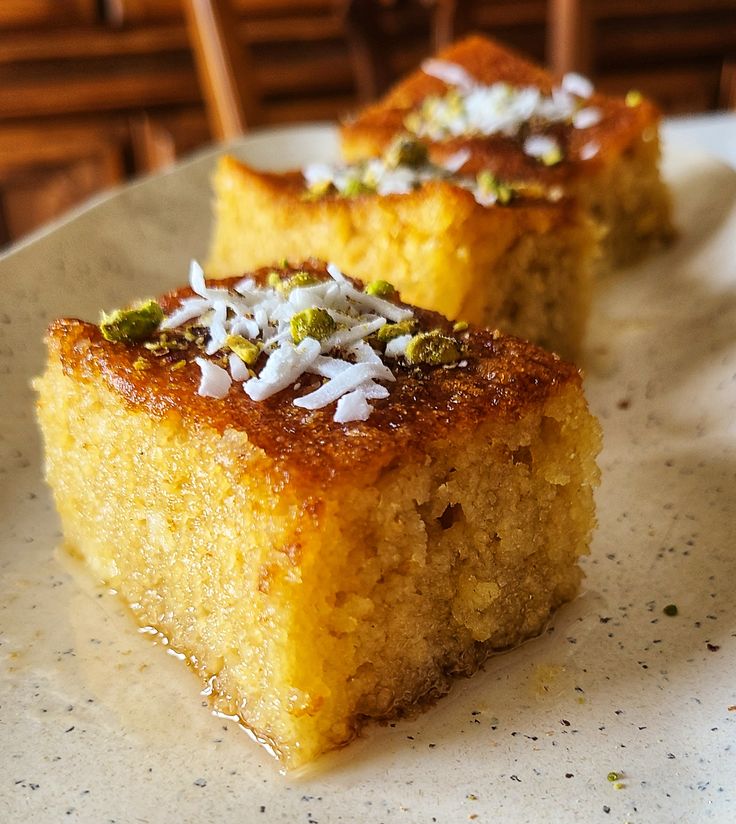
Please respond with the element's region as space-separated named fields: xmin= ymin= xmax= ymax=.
xmin=545 ymin=0 xmax=736 ymax=112
xmin=182 ymin=0 xmax=258 ymax=139
xmin=1 ymin=0 xmax=735 ymax=248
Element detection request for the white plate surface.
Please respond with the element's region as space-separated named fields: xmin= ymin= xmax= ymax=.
xmin=1 ymin=124 xmax=735 ymax=823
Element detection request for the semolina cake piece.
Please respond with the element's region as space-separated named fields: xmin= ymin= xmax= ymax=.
xmin=340 ymin=35 xmax=674 ymax=272
xmin=207 ymin=149 xmax=597 ymax=360
xmin=36 ymin=260 xmax=601 ymax=769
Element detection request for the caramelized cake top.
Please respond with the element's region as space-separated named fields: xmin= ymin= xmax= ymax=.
xmin=47 ymin=261 xmax=580 ymax=485
xmin=218 ymin=154 xmax=582 ymax=221
xmin=341 ymin=35 xmax=661 ymax=185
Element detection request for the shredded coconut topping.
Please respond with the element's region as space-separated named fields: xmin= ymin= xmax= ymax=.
xmin=303 ymin=154 xmax=515 ymax=208
xmin=411 ymin=61 xmax=599 ymax=162
xmin=167 ymin=261 xmax=450 ymax=423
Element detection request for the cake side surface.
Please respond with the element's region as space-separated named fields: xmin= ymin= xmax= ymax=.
xmin=207 ymin=158 xmax=596 ymax=358
xmin=36 ymin=264 xmax=601 ymax=768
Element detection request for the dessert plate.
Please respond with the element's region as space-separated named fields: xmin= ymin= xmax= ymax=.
xmin=1 ymin=124 xmax=735 ymax=822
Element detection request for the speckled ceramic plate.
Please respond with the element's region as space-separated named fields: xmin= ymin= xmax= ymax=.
xmin=1 ymin=124 xmax=735 ymax=823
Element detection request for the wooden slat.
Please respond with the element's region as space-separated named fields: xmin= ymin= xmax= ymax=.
xmin=596 ymin=0 xmax=736 ymax=19
xmin=0 ymin=61 xmax=201 ymax=119
xmin=468 ymin=0 xmax=547 ymax=28
xmin=599 ymin=64 xmax=721 ymax=112
xmin=0 ymin=0 xmax=97 ymax=30
xmin=0 ymin=24 xmax=189 ymax=65
xmin=182 ymin=0 xmax=259 ymax=138
xmin=599 ymin=19 xmax=736 ymax=65
xmin=0 ymin=119 xmax=129 ymax=176
xmin=106 ymin=0 xmax=341 ymax=25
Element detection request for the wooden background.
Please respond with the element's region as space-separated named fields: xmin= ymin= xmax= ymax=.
xmin=1 ymin=0 xmax=734 ymax=246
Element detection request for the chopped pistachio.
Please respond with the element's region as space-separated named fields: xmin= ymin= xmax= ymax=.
xmin=100 ymin=299 xmax=163 ymax=344
xmin=376 ymin=318 xmax=416 ymax=344
xmin=405 ymin=330 xmax=462 ymax=366
xmin=305 ymin=178 xmax=335 ymax=199
xmin=365 ymin=279 xmax=397 ymax=299
xmin=541 ymin=145 xmax=564 ymax=166
xmin=170 ymin=359 xmax=187 ymax=371
xmin=663 ymin=603 xmax=678 ymax=616
xmin=267 ymin=271 xmax=284 ymax=289
xmin=476 ymin=170 xmax=514 ymax=204
xmin=625 ymin=90 xmax=643 ymax=107
xmin=286 ymin=271 xmax=319 ymax=291
xmin=290 ymin=307 xmax=337 ymax=344
xmin=607 ymin=772 xmax=620 ymax=782
xmin=384 ymin=135 xmax=429 ymax=169
xmin=342 ymin=177 xmax=375 ymax=198
xmin=404 ymin=111 xmax=422 ymax=134
xmin=226 ymin=334 xmax=260 ymax=365
xmin=453 ymin=320 xmax=469 ymax=333
xmin=132 ymin=356 xmax=150 ymax=371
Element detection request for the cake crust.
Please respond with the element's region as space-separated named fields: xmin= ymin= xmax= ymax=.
xmin=49 ymin=262 xmax=579 ymax=487
xmin=342 ymin=34 xmax=661 ymax=183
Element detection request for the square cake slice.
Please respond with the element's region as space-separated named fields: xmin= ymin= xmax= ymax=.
xmin=36 ymin=260 xmax=601 ymax=769
xmin=340 ymin=35 xmax=674 ymax=271
xmin=207 ymin=150 xmax=597 ymax=360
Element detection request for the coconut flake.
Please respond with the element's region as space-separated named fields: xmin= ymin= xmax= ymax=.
xmin=333 ymin=388 xmax=372 ymax=423
xmin=294 ymin=362 xmax=394 ymax=410
xmin=204 ymin=300 xmax=229 ymax=355
xmin=384 ymin=334 xmax=413 ymax=359
xmin=561 ymin=72 xmax=594 ymax=99
xmin=228 ymin=352 xmax=250 ymax=382
xmin=195 ymin=357 xmax=232 ymax=399
xmin=244 ymin=338 xmax=321 ymax=401
xmin=441 ymin=148 xmax=472 ymax=173
xmin=161 ymin=260 xmax=427 ymax=423
xmin=161 ymin=297 xmax=211 ymax=330
xmin=422 ymin=58 xmax=476 ymax=92
xmin=572 ymin=106 xmax=602 ymax=129
xmin=321 ymin=317 xmax=387 ymax=352
xmin=523 ymin=134 xmax=560 ymax=160
xmin=580 ymin=141 xmax=600 ymax=161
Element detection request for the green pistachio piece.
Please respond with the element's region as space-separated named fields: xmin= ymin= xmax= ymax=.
xmin=376 ymin=318 xmax=417 ymax=344
xmin=404 ymin=111 xmax=422 ymax=134
xmin=384 ymin=136 xmax=429 ymax=169
xmin=342 ymin=177 xmax=375 ymax=197
xmin=452 ymin=320 xmax=469 ymax=332
xmin=305 ymin=178 xmax=335 ymax=199
xmin=405 ymin=330 xmax=462 ymax=366
xmin=226 ymin=335 xmax=260 ymax=365
xmin=625 ymin=90 xmax=643 ymax=107
xmin=541 ymin=145 xmax=564 ymax=167
xmin=290 ymin=308 xmax=337 ymax=344
xmin=267 ymin=271 xmax=284 ymax=289
xmin=476 ymin=170 xmax=513 ymax=204
xmin=100 ymin=299 xmax=163 ymax=344
xmin=365 ymin=279 xmax=397 ymax=299
xmin=286 ymin=271 xmax=319 ymax=291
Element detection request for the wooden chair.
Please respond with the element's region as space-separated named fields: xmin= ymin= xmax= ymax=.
xmin=181 ymin=0 xmax=465 ymax=141
xmin=181 ymin=0 xmax=260 ymax=141
xmin=720 ymin=58 xmax=736 ymax=110
xmin=547 ymin=0 xmax=592 ymax=76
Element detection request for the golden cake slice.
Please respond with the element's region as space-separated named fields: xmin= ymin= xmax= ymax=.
xmin=207 ymin=148 xmax=597 ymax=360
xmin=36 ymin=260 xmax=601 ymax=769
xmin=340 ymin=35 xmax=674 ymax=271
